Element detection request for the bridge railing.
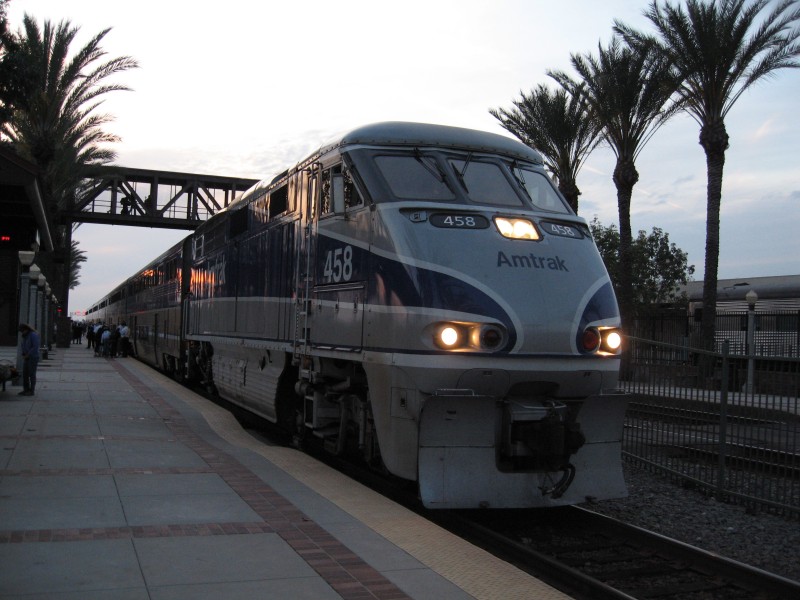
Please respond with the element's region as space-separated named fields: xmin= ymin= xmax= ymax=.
xmin=620 ymin=336 xmax=800 ymax=519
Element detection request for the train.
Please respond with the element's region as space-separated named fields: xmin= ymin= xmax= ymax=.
xmin=88 ymin=122 xmax=628 ymax=509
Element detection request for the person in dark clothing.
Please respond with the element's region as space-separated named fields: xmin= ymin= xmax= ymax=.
xmin=18 ymin=323 xmax=40 ymax=396
xmin=118 ymin=321 xmax=131 ymax=357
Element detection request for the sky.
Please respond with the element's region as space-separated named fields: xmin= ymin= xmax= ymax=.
xmin=7 ymin=0 xmax=800 ymax=316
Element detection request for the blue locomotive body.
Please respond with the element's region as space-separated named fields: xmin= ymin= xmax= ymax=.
xmin=91 ymin=122 xmax=627 ymax=508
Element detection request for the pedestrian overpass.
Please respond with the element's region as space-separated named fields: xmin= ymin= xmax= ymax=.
xmin=65 ymin=165 xmax=259 ymax=229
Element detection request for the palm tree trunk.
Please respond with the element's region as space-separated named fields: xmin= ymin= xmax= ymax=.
xmin=55 ymin=223 xmax=73 ymax=348
xmin=699 ymin=122 xmax=728 ymax=349
xmin=613 ymin=159 xmax=639 ymax=333
xmin=557 ymin=178 xmax=581 ymax=214
xmin=699 ymin=121 xmax=728 ymax=385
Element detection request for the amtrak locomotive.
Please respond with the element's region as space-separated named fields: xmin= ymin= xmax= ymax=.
xmin=90 ymin=122 xmax=627 ymax=508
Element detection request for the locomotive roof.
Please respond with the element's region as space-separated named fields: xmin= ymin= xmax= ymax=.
xmin=230 ymin=122 xmax=545 ymax=211
xmin=325 ymin=121 xmax=544 ymax=164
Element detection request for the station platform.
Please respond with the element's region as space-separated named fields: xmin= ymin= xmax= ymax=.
xmin=0 ymin=346 xmax=570 ymax=600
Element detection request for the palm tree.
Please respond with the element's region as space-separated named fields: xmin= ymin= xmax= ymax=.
xmin=549 ymin=37 xmax=679 ymax=331
xmin=0 ymin=2 xmax=35 ymax=129
xmin=489 ymin=84 xmax=601 ymax=213
xmin=615 ymin=0 xmax=800 ymax=353
xmin=68 ymin=236 xmax=87 ymax=289
xmin=2 ymin=15 xmax=137 ymax=313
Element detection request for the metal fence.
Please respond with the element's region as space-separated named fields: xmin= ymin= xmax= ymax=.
xmin=631 ymin=310 xmax=800 ymax=357
xmin=621 ymin=336 xmax=800 ymax=518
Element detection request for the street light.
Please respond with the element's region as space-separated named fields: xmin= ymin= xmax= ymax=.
xmin=18 ymin=251 xmax=35 ymax=268
xmin=746 ymin=290 xmax=758 ymax=311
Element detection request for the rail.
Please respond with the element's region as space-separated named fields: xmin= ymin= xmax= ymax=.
xmin=622 ymin=336 xmax=800 ymax=519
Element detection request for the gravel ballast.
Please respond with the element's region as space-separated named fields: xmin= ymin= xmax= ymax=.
xmin=585 ymin=462 xmax=800 ymax=582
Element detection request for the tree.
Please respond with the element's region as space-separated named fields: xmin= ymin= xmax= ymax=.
xmin=2 ymin=15 xmax=137 ymax=312
xmin=68 ymin=236 xmax=86 ymax=290
xmin=0 ymin=0 xmax=35 ymax=129
xmin=549 ymin=37 xmax=679 ymax=332
xmin=489 ymin=83 xmax=601 ymax=213
xmin=614 ymin=0 xmax=800 ymax=352
xmin=590 ymin=217 xmax=695 ymax=314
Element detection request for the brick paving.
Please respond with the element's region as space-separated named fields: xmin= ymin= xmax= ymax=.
xmin=0 ymin=349 xmax=413 ymax=600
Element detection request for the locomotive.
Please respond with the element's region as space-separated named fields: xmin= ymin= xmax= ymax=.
xmin=90 ymin=122 xmax=627 ymax=508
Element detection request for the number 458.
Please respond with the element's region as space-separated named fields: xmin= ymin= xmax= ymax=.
xmin=323 ymin=245 xmax=353 ymax=283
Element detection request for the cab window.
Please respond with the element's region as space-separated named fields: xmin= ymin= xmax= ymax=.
xmin=374 ymin=155 xmax=455 ymax=201
xmin=513 ymin=166 xmax=571 ymax=214
xmin=449 ymin=159 xmax=523 ymax=207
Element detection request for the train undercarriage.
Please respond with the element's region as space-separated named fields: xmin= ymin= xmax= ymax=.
xmin=167 ymin=340 xmax=626 ymax=508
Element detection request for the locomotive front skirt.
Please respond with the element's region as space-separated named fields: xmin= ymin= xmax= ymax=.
xmin=89 ymin=122 xmax=627 ymax=508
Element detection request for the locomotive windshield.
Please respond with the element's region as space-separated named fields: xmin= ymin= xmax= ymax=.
xmin=448 ymin=158 xmax=522 ymax=206
xmin=511 ymin=164 xmax=571 ymax=213
xmin=356 ymin=149 xmax=571 ymax=213
xmin=373 ymin=155 xmax=456 ymax=201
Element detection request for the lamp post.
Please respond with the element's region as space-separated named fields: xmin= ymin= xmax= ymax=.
xmin=37 ymin=274 xmax=46 ymax=334
xmin=16 ymin=252 xmax=36 ymax=385
xmin=745 ymin=290 xmax=758 ymax=395
xmin=44 ymin=285 xmax=51 ymax=348
xmin=43 ymin=284 xmax=52 ymax=354
xmin=27 ymin=264 xmax=41 ymax=328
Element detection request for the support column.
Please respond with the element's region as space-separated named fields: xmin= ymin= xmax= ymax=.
xmin=16 ymin=251 xmax=36 ymax=386
xmin=36 ymin=275 xmax=46 ymax=335
xmin=43 ymin=286 xmax=52 ymax=348
xmin=26 ymin=264 xmax=41 ymax=332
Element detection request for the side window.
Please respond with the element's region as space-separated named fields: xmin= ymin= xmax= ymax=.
xmin=319 ymin=165 xmax=362 ymax=217
xmin=252 ymin=193 xmax=269 ymax=225
xmin=229 ymin=207 xmax=248 ymax=238
xmin=193 ymin=234 xmax=205 ymax=260
xmin=344 ymin=170 xmax=362 ymax=209
xmin=320 ymin=169 xmax=332 ymax=215
xmin=270 ymin=185 xmax=288 ymax=216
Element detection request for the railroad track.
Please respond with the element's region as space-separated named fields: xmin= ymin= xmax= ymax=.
xmin=446 ymin=505 xmax=800 ymax=600
xmin=296 ymin=439 xmax=800 ymax=599
xmin=219 ymin=390 xmax=800 ymax=599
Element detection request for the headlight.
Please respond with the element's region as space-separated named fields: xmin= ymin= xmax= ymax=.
xmin=494 ymin=217 xmax=540 ymax=240
xmin=603 ymin=330 xmax=622 ymax=352
xmin=581 ymin=327 xmax=622 ymax=355
xmin=438 ymin=325 xmax=461 ymax=348
xmin=431 ymin=322 xmax=506 ymax=351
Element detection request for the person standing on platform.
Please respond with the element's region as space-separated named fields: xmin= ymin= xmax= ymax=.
xmin=118 ymin=321 xmax=130 ymax=357
xmin=93 ymin=322 xmax=103 ymax=356
xmin=18 ymin=323 xmax=40 ymax=396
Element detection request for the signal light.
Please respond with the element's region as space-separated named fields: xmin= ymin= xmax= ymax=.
xmin=581 ymin=328 xmax=601 ymax=352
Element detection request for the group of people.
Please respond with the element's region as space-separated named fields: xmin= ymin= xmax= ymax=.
xmin=71 ymin=322 xmax=85 ymax=344
xmin=14 ymin=319 xmax=134 ymax=397
xmin=86 ymin=321 xmax=133 ymax=358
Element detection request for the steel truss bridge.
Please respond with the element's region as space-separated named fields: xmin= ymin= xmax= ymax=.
xmin=65 ymin=166 xmax=259 ymax=229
